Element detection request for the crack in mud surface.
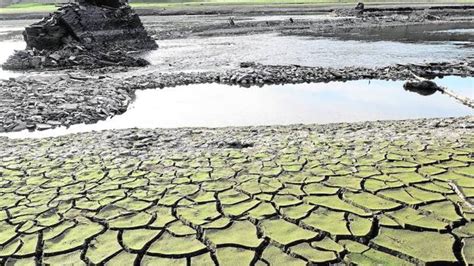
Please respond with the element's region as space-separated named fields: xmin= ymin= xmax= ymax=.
xmin=0 ymin=117 xmax=472 ymax=264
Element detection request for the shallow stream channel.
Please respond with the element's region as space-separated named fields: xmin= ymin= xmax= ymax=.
xmin=1 ymin=76 xmax=472 ymax=139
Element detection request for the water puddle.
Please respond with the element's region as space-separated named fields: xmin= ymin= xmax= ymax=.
xmin=0 ymin=19 xmax=35 ymax=42
xmin=238 ymin=14 xmax=345 ymax=22
xmin=0 ymin=27 xmax=24 ymax=37
xmin=2 ymin=76 xmax=472 ymax=139
xmin=328 ymin=22 xmax=474 ymax=43
xmin=0 ymin=40 xmax=26 ymax=80
xmin=432 ymin=28 xmax=474 ymax=35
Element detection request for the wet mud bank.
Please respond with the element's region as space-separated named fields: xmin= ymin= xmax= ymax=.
xmin=141 ymin=5 xmax=474 ymax=41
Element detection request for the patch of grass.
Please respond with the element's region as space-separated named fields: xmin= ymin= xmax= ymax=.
xmin=0 ymin=3 xmax=56 ymax=14
xmin=4 ymin=2 xmax=54 ymax=8
xmin=129 ymin=0 xmax=346 ymax=9
xmin=2 ymin=0 xmax=473 ymax=14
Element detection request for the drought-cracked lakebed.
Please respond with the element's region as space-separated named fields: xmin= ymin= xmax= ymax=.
xmin=0 ymin=117 xmax=473 ymax=265
xmin=0 ymin=4 xmax=473 ymax=265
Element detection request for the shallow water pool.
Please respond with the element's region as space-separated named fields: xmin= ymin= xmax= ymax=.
xmin=0 ymin=40 xmax=25 ymax=79
xmin=2 ymin=76 xmax=472 ymax=139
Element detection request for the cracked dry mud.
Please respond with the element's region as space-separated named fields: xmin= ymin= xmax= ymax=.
xmin=0 ymin=117 xmax=473 ymax=265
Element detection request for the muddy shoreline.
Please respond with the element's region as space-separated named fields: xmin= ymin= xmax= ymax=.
xmin=140 ymin=5 xmax=474 ymax=41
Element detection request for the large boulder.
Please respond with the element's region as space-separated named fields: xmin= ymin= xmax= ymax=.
xmin=355 ymin=2 xmax=364 ymax=10
xmin=23 ymin=2 xmax=157 ymax=51
xmin=403 ymin=80 xmax=439 ymax=96
xmin=3 ymin=0 xmax=157 ymax=70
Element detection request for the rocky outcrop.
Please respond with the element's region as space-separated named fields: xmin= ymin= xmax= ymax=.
xmin=355 ymin=2 xmax=365 ymax=10
xmin=2 ymin=0 xmax=157 ymax=70
xmin=23 ymin=2 xmax=156 ymax=51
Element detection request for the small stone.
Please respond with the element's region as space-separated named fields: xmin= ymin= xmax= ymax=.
xmin=36 ymin=123 xmax=53 ymax=130
xmin=49 ymin=53 xmax=61 ymax=61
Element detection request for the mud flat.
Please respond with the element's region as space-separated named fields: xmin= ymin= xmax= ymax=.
xmin=135 ymin=5 xmax=474 ymax=41
xmin=0 ymin=117 xmax=473 ymax=264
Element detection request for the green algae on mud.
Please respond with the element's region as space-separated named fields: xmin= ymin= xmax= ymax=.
xmin=0 ymin=117 xmax=473 ymax=264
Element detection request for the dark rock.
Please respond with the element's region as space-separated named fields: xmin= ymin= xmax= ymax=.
xmin=3 ymin=0 xmax=156 ymax=71
xmin=240 ymin=62 xmax=256 ymax=68
xmin=26 ymin=124 xmax=36 ymax=130
xmin=355 ymin=2 xmax=365 ymax=10
xmin=424 ymin=14 xmax=441 ymax=20
xmin=24 ymin=2 xmax=156 ymax=51
xmin=403 ymin=80 xmax=440 ymax=96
